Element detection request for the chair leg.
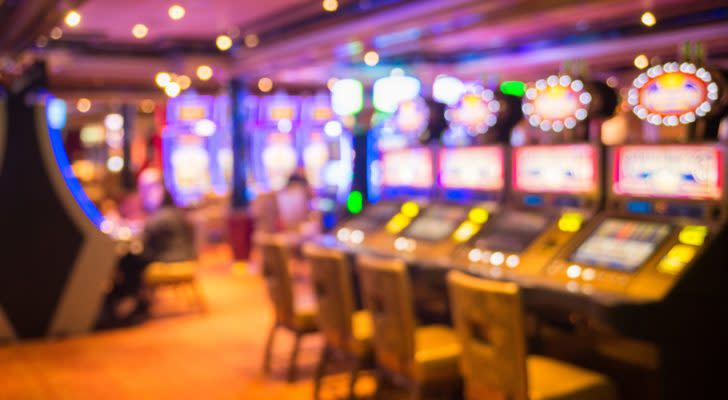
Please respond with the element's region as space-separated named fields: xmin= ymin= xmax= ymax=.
xmin=287 ymin=332 xmax=302 ymax=382
xmin=348 ymin=355 xmax=365 ymax=400
xmin=313 ymin=345 xmax=331 ymax=399
xmin=262 ymin=324 xmax=278 ymax=374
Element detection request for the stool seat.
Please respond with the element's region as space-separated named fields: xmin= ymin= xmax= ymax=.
xmin=292 ymin=306 xmax=318 ymax=333
xmin=145 ymin=261 xmax=196 ymax=285
xmin=414 ymin=325 xmax=462 ymax=382
xmin=527 ymin=356 xmax=616 ymax=400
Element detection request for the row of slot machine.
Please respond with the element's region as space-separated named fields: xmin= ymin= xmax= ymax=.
xmin=321 ymin=61 xmax=727 ymax=399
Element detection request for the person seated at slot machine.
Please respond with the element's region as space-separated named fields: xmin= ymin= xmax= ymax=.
xmin=277 ymin=168 xmax=321 ymax=238
xmin=100 ymin=190 xmax=197 ymax=327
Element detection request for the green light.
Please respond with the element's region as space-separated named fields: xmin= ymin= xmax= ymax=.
xmin=500 ymin=81 xmax=526 ymax=97
xmin=347 ymin=191 xmax=364 ymax=214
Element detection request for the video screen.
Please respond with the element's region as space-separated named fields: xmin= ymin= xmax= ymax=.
xmin=439 ymin=146 xmax=504 ymax=191
xmin=570 ymin=218 xmax=672 ymax=272
xmin=402 ymin=205 xmax=467 ymax=242
xmin=513 ymin=144 xmax=596 ymax=194
xmin=613 ymin=145 xmax=722 ymax=200
xmin=381 ymin=148 xmax=434 ymax=189
xmin=471 ymin=211 xmax=550 ymax=253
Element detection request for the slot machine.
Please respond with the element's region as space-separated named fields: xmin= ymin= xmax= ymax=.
xmin=537 ymin=61 xmax=726 ymax=399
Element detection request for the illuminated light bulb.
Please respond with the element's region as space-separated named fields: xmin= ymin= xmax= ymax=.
xmin=581 ymin=268 xmax=596 ymax=281
xmin=244 ymin=33 xmax=259 ymax=48
xmin=177 ymin=74 xmax=192 ymax=90
xmin=216 ymin=34 xmax=233 ymax=51
xmin=64 ymin=10 xmax=81 ymax=28
xmin=350 ymin=229 xmax=364 ymax=244
xmin=468 ymin=249 xmax=482 ymax=263
xmin=196 ymin=65 xmax=213 ymax=81
xmin=155 ymin=72 xmax=171 ymax=87
xmin=394 ymin=237 xmax=409 ymax=251
xmin=322 ymin=0 xmax=339 ymax=12
xmin=566 ymin=264 xmax=582 ymax=279
xmin=132 ymin=24 xmax=148 ymax=39
xmin=634 ymin=54 xmax=649 ymax=70
xmin=107 ymin=156 xmax=124 ymax=172
xmin=506 ymin=255 xmax=520 ymax=268
xmin=324 ymin=120 xmax=343 ymax=137
xmin=104 ymin=113 xmax=124 ymax=131
xmin=401 ymin=201 xmax=420 ymax=218
xmin=50 ymin=27 xmax=63 ymax=40
xmin=193 ymin=119 xmax=217 ymax=137
xmin=140 ymin=99 xmax=155 ymax=113
xmin=363 ymin=50 xmax=379 ymax=67
xmin=337 ymin=228 xmax=351 ymax=242
xmin=168 ymin=5 xmax=186 ymax=20
xmin=641 ymin=11 xmax=656 ymax=27
xmin=258 ymin=77 xmax=273 ymax=92
xmin=165 ymin=82 xmax=181 ymax=97
xmin=490 ymin=252 xmax=505 ymax=266
xmin=277 ymin=119 xmax=292 ymax=133
xmin=76 ymin=98 xmax=91 ymax=113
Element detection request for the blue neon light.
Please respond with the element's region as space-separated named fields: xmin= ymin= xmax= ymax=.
xmin=627 ymin=201 xmax=652 ymax=214
xmin=523 ymin=194 xmax=545 ymax=207
xmin=46 ymin=96 xmax=105 ymax=228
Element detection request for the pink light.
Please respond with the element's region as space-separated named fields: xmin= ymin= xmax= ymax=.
xmin=439 ymin=146 xmax=504 ymax=190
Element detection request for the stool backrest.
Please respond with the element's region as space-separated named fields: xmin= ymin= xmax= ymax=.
xmin=358 ymin=255 xmax=416 ymax=377
xmin=258 ymin=234 xmax=296 ymax=327
xmin=304 ymin=244 xmax=356 ymax=351
xmin=447 ymin=271 xmax=529 ymax=400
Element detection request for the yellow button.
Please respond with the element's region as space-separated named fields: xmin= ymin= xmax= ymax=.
xmin=678 ymin=225 xmax=708 ymax=247
xmin=385 ymin=213 xmax=411 ymax=234
xmin=452 ymin=221 xmax=481 ymax=243
xmin=468 ymin=208 xmax=489 ymax=224
xmin=657 ymin=244 xmax=696 ymax=275
xmin=558 ymin=212 xmax=583 ymax=233
xmin=401 ymin=201 xmax=420 ymax=218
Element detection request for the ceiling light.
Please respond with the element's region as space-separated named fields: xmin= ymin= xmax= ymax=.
xmin=76 ymin=98 xmax=91 ymax=113
xmin=155 ymin=72 xmax=172 ymax=87
xmin=634 ymin=54 xmax=649 ymax=70
xmin=216 ymin=34 xmax=233 ymax=51
xmin=177 ymin=75 xmax=191 ymax=90
xmin=196 ymin=65 xmax=213 ymax=81
xmin=132 ymin=24 xmax=148 ymax=39
xmin=168 ymin=5 xmax=186 ymax=20
xmin=322 ymin=0 xmax=339 ymax=12
xmin=104 ymin=113 xmax=124 ymax=131
xmin=244 ymin=34 xmax=259 ymax=48
xmin=258 ymin=77 xmax=273 ymax=93
xmin=64 ymin=10 xmax=81 ymax=28
xmin=641 ymin=11 xmax=656 ymax=27
xmin=140 ymin=99 xmax=156 ymax=113
xmin=165 ymin=82 xmax=181 ymax=97
xmin=363 ymin=50 xmax=379 ymax=66
xmin=50 ymin=27 xmax=63 ymax=40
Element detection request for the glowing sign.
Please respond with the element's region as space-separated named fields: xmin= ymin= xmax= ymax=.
xmin=628 ymin=62 xmax=719 ymax=126
xmin=522 ymin=75 xmax=591 ymax=132
xmin=331 ymin=79 xmax=363 ymax=116
xmin=381 ymin=148 xmax=433 ymax=188
xmin=373 ymin=75 xmax=421 ymax=113
xmin=614 ymin=145 xmax=723 ymax=200
xmin=178 ymin=105 xmax=207 ymax=121
xmin=270 ymin=106 xmax=294 ymax=121
xmin=433 ymin=75 xmax=466 ymax=106
xmin=439 ymin=146 xmax=504 ymax=191
xmin=513 ymin=144 xmax=597 ymax=194
xmin=446 ymin=88 xmax=499 ymax=136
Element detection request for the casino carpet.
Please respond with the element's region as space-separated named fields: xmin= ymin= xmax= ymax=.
xmin=0 ymin=245 xmax=384 ymax=399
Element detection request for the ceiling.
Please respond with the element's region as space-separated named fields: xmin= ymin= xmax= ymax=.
xmin=2 ymin=0 xmax=728 ymax=99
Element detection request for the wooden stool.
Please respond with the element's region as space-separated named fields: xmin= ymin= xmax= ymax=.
xmin=144 ymin=260 xmax=206 ymax=312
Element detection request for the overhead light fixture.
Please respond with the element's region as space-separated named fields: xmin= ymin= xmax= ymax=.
xmin=634 ymin=54 xmax=649 ymax=69
xmin=641 ymin=11 xmax=656 ymax=27
xmin=258 ymin=77 xmax=273 ymax=93
xmin=196 ymin=65 xmax=213 ymax=81
xmin=322 ymin=0 xmax=339 ymax=12
xmin=132 ymin=24 xmax=149 ymax=39
xmin=50 ymin=27 xmax=63 ymax=40
xmin=244 ymin=34 xmax=259 ymax=48
xmin=140 ymin=99 xmax=156 ymax=113
xmin=177 ymin=75 xmax=192 ymax=90
xmin=104 ymin=113 xmax=124 ymax=131
xmin=363 ymin=50 xmax=379 ymax=67
xmin=165 ymin=82 xmax=181 ymax=97
xmin=155 ymin=72 xmax=172 ymax=87
xmin=64 ymin=10 xmax=81 ymax=28
xmin=76 ymin=98 xmax=91 ymax=113
xmin=216 ymin=34 xmax=233 ymax=51
xmin=168 ymin=5 xmax=186 ymax=20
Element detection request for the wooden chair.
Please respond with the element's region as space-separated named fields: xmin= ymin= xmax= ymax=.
xmin=257 ymin=233 xmax=318 ymax=382
xmin=447 ymin=271 xmax=617 ymax=400
xmin=357 ymin=255 xmax=462 ymax=399
xmin=144 ymin=260 xmax=206 ymax=312
xmin=304 ymin=243 xmax=374 ymax=399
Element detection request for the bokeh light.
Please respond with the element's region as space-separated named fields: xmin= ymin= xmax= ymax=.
xmin=76 ymin=98 xmax=91 ymax=113
xmin=165 ymin=82 xmax=181 ymax=97
xmin=244 ymin=34 xmax=259 ymax=48
xmin=363 ymin=50 xmax=379 ymax=66
xmin=258 ymin=77 xmax=273 ymax=93
xmin=323 ymin=0 xmax=339 ymax=12
xmin=168 ymin=5 xmax=186 ymax=20
xmin=155 ymin=72 xmax=171 ymax=87
xmin=216 ymin=35 xmax=233 ymax=51
xmin=196 ymin=65 xmax=213 ymax=81
xmin=634 ymin=54 xmax=649 ymax=69
xmin=64 ymin=10 xmax=81 ymax=28
xmin=132 ymin=24 xmax=149 ymax=39
xmin=641 ymin=11 xmax=656 ymax=27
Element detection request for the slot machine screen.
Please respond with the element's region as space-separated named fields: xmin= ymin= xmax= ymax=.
xmin=614 ymin=145 xmax=722 ymax=200
xmin=439 ymin=146 xmax=504 ymax=191
xmin=402 ymin=205 xmax=468 ymax=241
xmin=471 ymin=211 xmax=550 ymax=253
xmin=381 ymin=148 xmax=433 ymax=188
xmin=513 ymin=144 xmax=596 ymax=194
xmin=570 ymin=218 xmax=671 ymax=271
